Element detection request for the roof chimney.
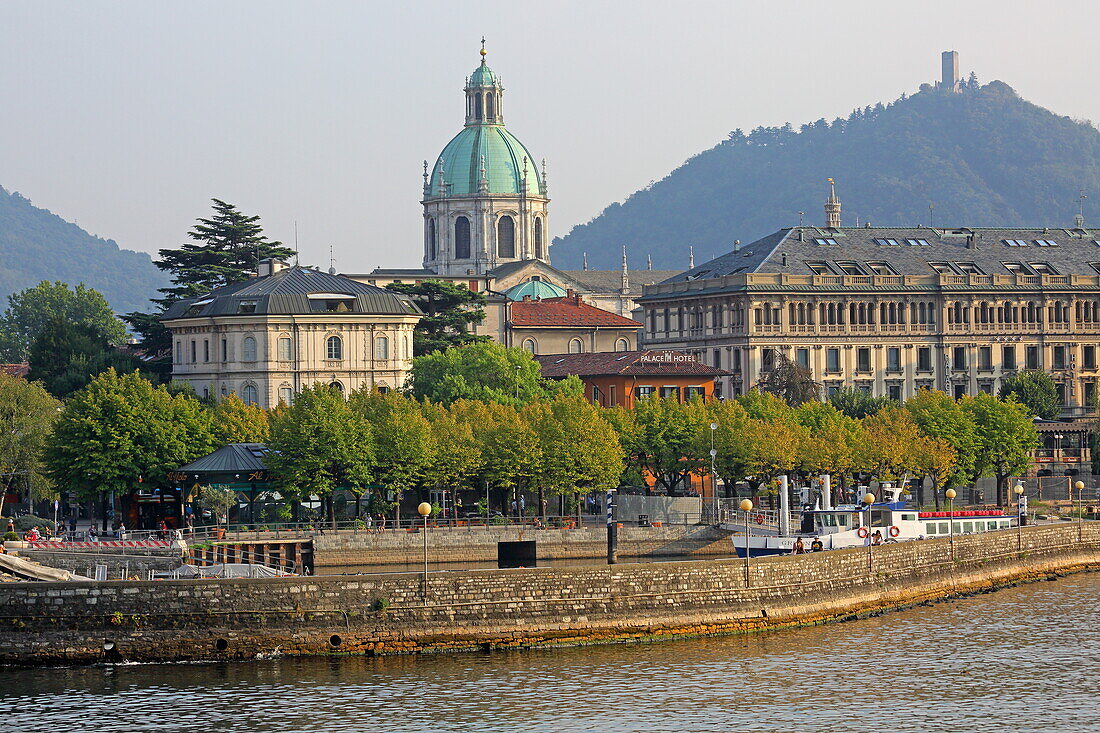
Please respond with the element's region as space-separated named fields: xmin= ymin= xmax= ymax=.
xmin=257 ymin=258 xmax=288 ymax=277
xmin=733 ymin=239 xmax=741 ymax=253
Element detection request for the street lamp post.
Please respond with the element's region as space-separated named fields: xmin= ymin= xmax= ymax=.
xmin=739 ymin=498 xmax=753 ymax=586
xmin=417 ymin=501 xmax=432 ymax=599
xmin=946 ymin=488 xmax=957 ymax=561
xmin=1075 ymin=480 xmax=1085 ymax=542
xmin=709 ymin=422 xmax=718 ymax=522
xmin=1014 ymin=482 xmax=1025 ymax=551
xmin=862 ymin=492 xmax=875 ymax=573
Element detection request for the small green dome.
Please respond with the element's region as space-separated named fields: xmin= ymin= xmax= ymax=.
xmin=468 ymin=61 xmax=498 ymax=88
xmin=430 ymin=125 xmax=544 ymax=197
xmin=504 ymin=279 xmax=567 ymax=301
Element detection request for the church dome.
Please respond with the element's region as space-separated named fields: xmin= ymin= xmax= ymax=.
xmin=504 ymin=279 xmax=567 ymax=301
xmin=429 ymin=125 xmax=544 ymax=197
xmin=468 ymin=62 xmax=498 ymax=88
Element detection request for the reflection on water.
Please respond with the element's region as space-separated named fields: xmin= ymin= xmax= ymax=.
xmin=3 ymin=573 xmax=1099 ymax=733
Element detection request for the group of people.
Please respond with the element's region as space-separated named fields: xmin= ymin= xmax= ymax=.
xmin=790 ymin=537 xmax=826 ymax=554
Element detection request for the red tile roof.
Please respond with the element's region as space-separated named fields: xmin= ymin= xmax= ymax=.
xmin=535 ymin=351 xmax=730 ymax=378
xmin=1 ymin=363 xmax=29 ymax=379
xmin=510 ymin=295 xmax=641 ymax=328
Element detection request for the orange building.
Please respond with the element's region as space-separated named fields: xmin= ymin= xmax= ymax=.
xmin=534 ymin=350 xmax=729 ymax=408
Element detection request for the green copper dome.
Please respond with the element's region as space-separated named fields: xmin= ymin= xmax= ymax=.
xmin=430 ymin=125 xmax=544 ymax=197
xmin=504 ymin=279 xmax=567 ymax=301
xmin=468 ymin=61 xmax=498 ymax=88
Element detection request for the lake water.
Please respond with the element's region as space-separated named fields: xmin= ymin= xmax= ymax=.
xmin=3 ymin=572 xmax=1098 ymax=733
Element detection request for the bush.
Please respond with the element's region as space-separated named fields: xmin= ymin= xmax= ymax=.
xmin=3 ymin=532 xmax=19 ymax=541
xmin=13 ymin=515 xmax=55 ymax=533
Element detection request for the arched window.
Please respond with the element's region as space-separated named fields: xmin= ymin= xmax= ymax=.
xmin=375 ymin=336 xmax=390 ymax=360
xmin=534 ymin=218 xmax=544 ymax=259
xmin=329 ymin=381 xmax=344 ymax=396
xmin=326 ymin=335 xmax=342 ymax=360
xmin=455 ymin=216 xmax=471 ymax=259
xmin=615 ymin=338 xmax=630 ymax=352
xmin=486 ymin=93 xmax=494 ymax=119
xmin=568 ymin=338 xmax=584 ymax=354
xmin=242 ymin=384 xmax=258 ymax=406
xmin=427 ymin=218 xmax=436 ymax=260
xmin=242 ymin=336 xmax=257 ymax=362
xmin=475 ymin=92 xmax=483 ymax=120
xmin=497 ymin=216 xmax=515 ymax=258
xmin=522 ymin=338 xmax=537 ymax=355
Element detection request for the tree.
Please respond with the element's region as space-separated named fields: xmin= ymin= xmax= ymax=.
xmin=45 ymin=369 xmax=215 ymax=530
xmin=961 ymin=393 xmax=1039 ymax=507
xmin=0 ymin=373 xmax=61 ymax=517
xmin=349 ymin=389 xmax=434 ymax=524
xmin=409 ymin=341 xmax=583 ymax=405
xmin=829 ymin=387 xmax=894 ymax=419
xmin=385 ymin=280 xmax=491 ymax=355
xmin=754 ymin=352 xmax=820 ymax=405
xmin=792 ymin=401 xmax=860 ymax=498
xmin=420 ymin=400 xmax=484 ymax=505
xmin=624 ymin=396 xmax=708 ymax=494
xmin=998 ymin=370 xmax=1061 ymax=420
xmin=0 ymin=281 xmax=127 ymax=361
xmin=210 ymin=395 xmax=270 ymax=445
xmin=475 ymin=402 xmax=541 ymax=513
xmin=27 ymin=316 xmax=144 ymax=397
xmin=527 ymin=396 xmax=623 ymax=516
xmin=857 ymin=406 xmax=924 ymax=483
xmin=266 ymin=384 xmax=374 ymax=528
xmin=126 ymin=199 xmax=294 ymax=370
xmin=904 ymin=389 xmax=979 ymax=504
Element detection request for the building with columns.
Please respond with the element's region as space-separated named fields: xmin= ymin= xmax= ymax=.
xmin=639 ymin=191 xmax=1100 ymax=419
xmin=162 ymin=261 xmax=422 ymax=407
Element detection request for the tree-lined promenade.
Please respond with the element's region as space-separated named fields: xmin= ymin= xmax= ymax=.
xmin=1 ymin=340 xmax=1043 ymax=527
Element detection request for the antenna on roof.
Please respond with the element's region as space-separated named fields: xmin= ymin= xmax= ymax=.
xmin=929 ymin=202 xmax=935 ymax=228
xmin=689 ymin=246 xmax=695 ymax=269
xmin=798 ymin=211 xmax=804 ymax=227
xmin=582 ymin=252 xmax=588 ymax=271
xmin=329 ymin=245 xmax=336 ymax=275
xmin=294 ymin=221 xmax=300 ymax=266
xmin=1078 ymin=190 xmax=1088 ymax=227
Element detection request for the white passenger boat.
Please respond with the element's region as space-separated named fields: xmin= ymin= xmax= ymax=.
xmin=731 ymin=485 xmax=1014 ymax=557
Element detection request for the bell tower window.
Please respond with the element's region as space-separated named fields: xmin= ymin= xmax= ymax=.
xmin=486 ymin=93 xmax=495 ymax=120
xmin=497 ymin=216 xmax=515 ymax=259
xmin=428 ymin=218 xmax=436 ymax=260
xmin=534 ymin=218 xmax=544 ymax=259
xmin=475 ymin=92 xmax=483 ymax=120
xmin=455 ymin=216 xmax=471 ymax=259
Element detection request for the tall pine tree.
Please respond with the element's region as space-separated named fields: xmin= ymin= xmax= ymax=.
xmin=125 ymin=199 xmax=293 ymax=377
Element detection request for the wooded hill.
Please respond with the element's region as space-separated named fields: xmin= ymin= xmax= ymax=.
xmin=552 ymin=79 xmax=1100 ymax=270
xmin=0 ymin=186 xmax=165 ymax=313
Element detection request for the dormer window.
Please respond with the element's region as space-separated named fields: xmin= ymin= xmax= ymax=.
xmin=1028 ymin=262 xmax=1060 ymax=275
xmin=835 ymin=261 xmax=865 ymax=276
xmin=184 ymin=298 xmax=212 ymax=317
xmin=237 ymin=300 xmax=258 ymax=314
xmin=953 ymin=262 xmax=985 ymax=275
xmin=308 ymin=293 xmax=357 ymax=313
xmin=865 ymin=261 xmax=898 ymax=275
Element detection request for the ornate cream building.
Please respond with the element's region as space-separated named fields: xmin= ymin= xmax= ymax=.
xmin=161 ymin=260 xmax=422 ymax=406
xmin=639 ymin=192 xmax=1100 ymax=420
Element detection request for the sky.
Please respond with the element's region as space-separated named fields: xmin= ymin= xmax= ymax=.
xmin=2 ymin=0 xmax=1099 ymax=273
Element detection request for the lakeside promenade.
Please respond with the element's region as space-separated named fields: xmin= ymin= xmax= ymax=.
xmin=0 ymin=522 xmax=1096 ymax=665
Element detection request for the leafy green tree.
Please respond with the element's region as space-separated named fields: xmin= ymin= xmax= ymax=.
xmin=45 ymin=369 xmax=215 ymax=530
xmin=409 ymin=341 xmax=582 ymax=405
xmin=27 ymin=316 xmax=143 ymax=397
xmin=792 ymin=401 xmax=861 ymax=496
xmin=856 ymin=406 xmax=925 ymax=483
xmin=476 ymin=402 xmax=541 ymax=512
xmin=210 ymin=394 xmax=270 ymax=445
xmin=961 ymin=393 xmax=1039 ymax=507
xmin=737 ymin=389 xmax=796 ymax=423
xmin=526 ymin=396 xmax=623 ymax=516
xmin=829 ymin=386 xmax=894 ymax=419
xmin=754 ymin=352 xmax=820 ymax=406
xmin=266 ymin=384 xmax=374 ymax=528
xmin=350 ymin=389 xmax=433 ymax=524
xmin=385 ymin=280 xmax=491 ymax=356
xmin=998 ymin=370 xmax=1061 ymax=420
xmin=421 ymin=400 xmax=484 ymax=504
xmin=624 ymin=396 xmax=708 ymax=494
xmin=904 ymin=389 xmax=979 ymax=504
xmin=0 ymin=373 xmax=61 ymax=516
xmin=0 ymin=281 xmax=127 ymax=361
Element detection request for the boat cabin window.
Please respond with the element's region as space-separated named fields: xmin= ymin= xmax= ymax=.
xmin=999 ymin=520 xmax=1010 ymax=529
xmin=900 ymin=513 xmax=917 ymax=521
xmin=814 ymin=512 xmax=850 ymax=528
xmin=986 ymin=521 xmax=998 ymax=531
xmin=870 ymin=509 xmax=891 ymax=527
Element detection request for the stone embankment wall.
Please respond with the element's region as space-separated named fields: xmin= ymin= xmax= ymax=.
xmin=17 ymin=550 xmax=180 ymax=578
xmin=0 ymin=523 xmax=1096 ymax=665
xmin=313 ymin=525 xmax=733 ymax=568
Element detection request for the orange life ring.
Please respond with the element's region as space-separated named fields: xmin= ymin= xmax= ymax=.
xmin=754 ymin=514 xmax=765 ymax=525
xmin=889 ymin=526 xmax=901 ymax=538
xmin=857 ymin=527 xmax=869 ymax=539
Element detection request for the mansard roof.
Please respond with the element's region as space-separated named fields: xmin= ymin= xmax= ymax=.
xmin=649 ymin=225 xmax=1100 ymax=296
xmin=534 ymin=351 xmax=729 ymax=378
xmin=161 ymin=266 xmax=422 ymax=320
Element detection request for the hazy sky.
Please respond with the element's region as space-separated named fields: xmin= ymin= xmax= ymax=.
xmin=3 ymin=1 xmax=1099 ymax=273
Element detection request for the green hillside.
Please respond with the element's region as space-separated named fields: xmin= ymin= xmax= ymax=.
xmin=553 ymin=79 xmax=1100 ymax=269
xmin=0 ymin=187 xmax=165 ymax=314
